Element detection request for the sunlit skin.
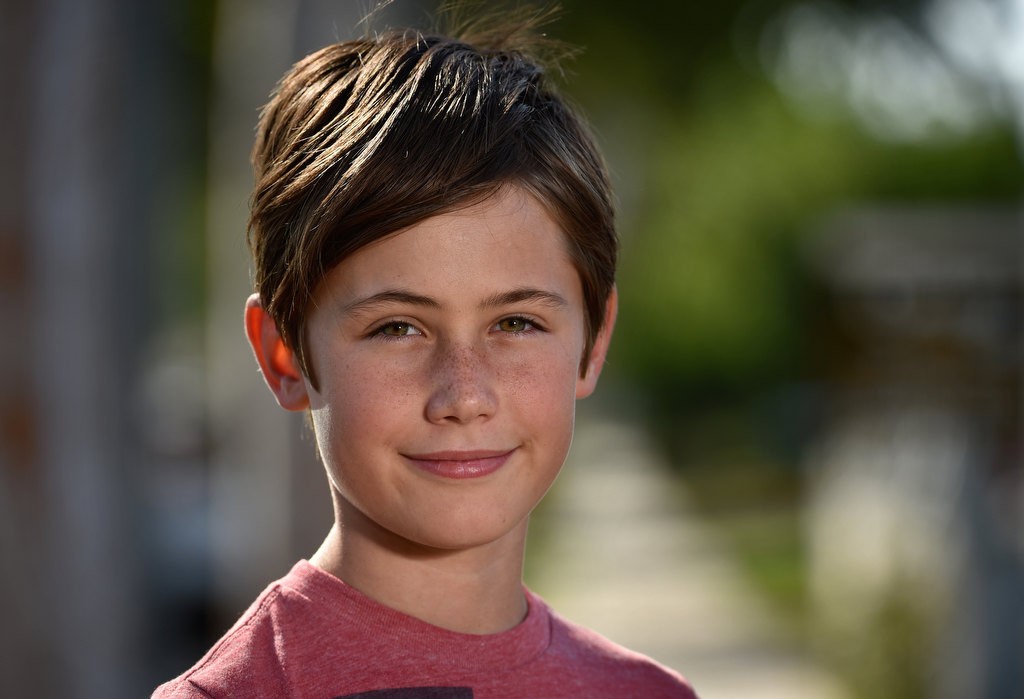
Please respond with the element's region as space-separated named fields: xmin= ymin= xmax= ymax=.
xmin=245 ymin=186 xmax=616 ymax=634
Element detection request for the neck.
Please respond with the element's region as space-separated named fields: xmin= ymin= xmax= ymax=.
xmin=310 ymin=498 xmax=529 ymax=635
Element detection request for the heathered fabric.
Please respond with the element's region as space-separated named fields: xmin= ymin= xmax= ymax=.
xmin=153 ymin=560 xmax=697 ymax=699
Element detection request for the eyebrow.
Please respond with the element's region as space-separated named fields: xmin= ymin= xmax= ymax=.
xmin=342 ymin=287 xmax=568 ymax=315
xmin=480 ymin=288 xmax=568 ymax=310
xmin=343 ymin=290 xmax=441 ymax=315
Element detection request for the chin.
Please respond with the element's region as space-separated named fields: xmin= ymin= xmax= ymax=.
xmin=399 ymin=509 xmax=530 ymax=553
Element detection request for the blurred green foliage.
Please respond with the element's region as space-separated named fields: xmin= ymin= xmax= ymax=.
xmin=552 ymin=0 xmax=1021 ymax=408
xmin=151 ymin=0 xmax=217 ymax=327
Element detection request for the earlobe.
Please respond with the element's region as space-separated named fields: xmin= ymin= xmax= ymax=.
xmin=576 ymin=287 xmax=618 ymax=399
xmin=244 ymin=293 xmax=311 ymax=411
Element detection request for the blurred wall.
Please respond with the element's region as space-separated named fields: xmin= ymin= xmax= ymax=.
xmin=2 ymin=0 xmax=186 ymax=694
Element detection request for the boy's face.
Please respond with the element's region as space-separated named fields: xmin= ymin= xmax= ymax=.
xmin=272 ymin=186 xmax=612 ymax=553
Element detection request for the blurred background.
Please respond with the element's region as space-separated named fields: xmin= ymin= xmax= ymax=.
xmin=1 ymin=0 xmax=1022 ymax=697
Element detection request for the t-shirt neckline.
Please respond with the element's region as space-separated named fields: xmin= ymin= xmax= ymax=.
xmin=283 ymin=559 xmax=552 ymax=675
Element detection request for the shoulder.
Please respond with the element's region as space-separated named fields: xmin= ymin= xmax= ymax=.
xmin=151 ymin=678 xmax=216 ymax=699
xmin=152 ymin=585 xmax=290 ymax=698
xmin=152 ymin=564 xmax=322 ymax=698
xmin=538 ymin=596 xmax=699 ymax=698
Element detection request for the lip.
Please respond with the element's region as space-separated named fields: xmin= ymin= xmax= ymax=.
xmin=403 ymin=449 xmax=516 ymax=480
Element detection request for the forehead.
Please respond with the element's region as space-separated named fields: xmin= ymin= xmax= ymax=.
xmin=318 ymin=187 xmax=583 ymax=303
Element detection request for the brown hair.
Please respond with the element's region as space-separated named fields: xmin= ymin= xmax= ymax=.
xmin=248 ymin=11 xmax=616 ymax=385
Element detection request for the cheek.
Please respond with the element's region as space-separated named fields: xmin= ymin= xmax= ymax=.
xmin=308 ymin=364 xmax=417 ymax=498
xmin=309 ymin=360 xmax=417 ymax=442
xmin=500 ymin=345 xmax=580 ymax=424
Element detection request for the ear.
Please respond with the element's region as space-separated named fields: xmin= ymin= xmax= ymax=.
xmin=576 ymin=286 xmax=618 ymax=399
xmin=244 ymin=293 xmax=311 ymax=411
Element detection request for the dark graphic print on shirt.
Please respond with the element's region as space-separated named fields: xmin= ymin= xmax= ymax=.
xmin=333 ymin=688 xmax=473 ymax=699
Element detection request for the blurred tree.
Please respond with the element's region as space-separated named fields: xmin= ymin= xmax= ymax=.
xmin=549 ymin=0 xmax=1021 ymax=416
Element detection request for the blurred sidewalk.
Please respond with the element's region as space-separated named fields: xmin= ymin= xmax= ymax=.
xmin=528 ymin=415 xmax=850 ymax=699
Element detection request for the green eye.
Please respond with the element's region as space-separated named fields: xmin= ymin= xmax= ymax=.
xmin=497 ymin=317 xmax=533 ymax=333
xmin=379 ymin=322 xmax=418 ymax=337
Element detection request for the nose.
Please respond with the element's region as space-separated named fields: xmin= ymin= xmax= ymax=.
xmin=425 ymin=341 xmax=498 ymax=424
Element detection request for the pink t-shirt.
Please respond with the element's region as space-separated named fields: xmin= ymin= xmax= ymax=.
xmin=153 ymin=560 xmax=697 ymax=698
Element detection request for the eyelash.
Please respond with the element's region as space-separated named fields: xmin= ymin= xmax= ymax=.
xmin=368 ymin=315 xmax=545 ymax=341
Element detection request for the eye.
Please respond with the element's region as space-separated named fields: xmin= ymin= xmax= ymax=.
xmin=375 ymin=321 xmax=422 ymax=338
xmin=495 ymin=316 xmax=537 ymax=333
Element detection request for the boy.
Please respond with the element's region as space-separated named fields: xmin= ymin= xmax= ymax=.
xmin=155 ymin=7 xmax=697 ymax=698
